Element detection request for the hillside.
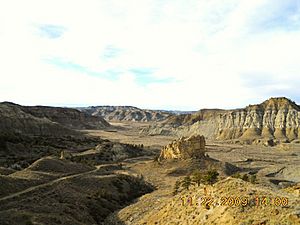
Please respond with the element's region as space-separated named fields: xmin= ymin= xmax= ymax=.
xmin=106 ymin=177 xmax=300 ymax=224
xmin=78 ymin=106 xmax=173 ymax=122
xmin=21 ymin=104 xmax=110 ymax=130
xmin=143 ymin=97 xmax=300 ymax=143
xmin=0 ymin=102 xmax=77 ymax=137
xmin=104 ymin=135 xmax=300 ymax=224
xmin=0 ymin=157 xmax=154 ymax=225
xmin=0 ymin=100 xmax=299 ymax=225
xmin=0 ymin=102 xmax=111 ymax=168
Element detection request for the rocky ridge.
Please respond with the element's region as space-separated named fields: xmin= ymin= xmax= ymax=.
xmin=0 ymin=102 xmax=111 ymax=168
xmin=0 ymin=102 xmax=110 ymax=137
xmin=21 ymin=104 xmax=110 ymax=130
xmin=0 ymin=102 xmax=76 ymax=137
xmin=77 ymin=106 xmax=172 ymax=122
xmin=143 ymin=97 xmax=300 ymax=143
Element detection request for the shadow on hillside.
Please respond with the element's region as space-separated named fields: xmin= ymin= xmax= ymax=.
xmin=103 ymin=213 xmax=126 ymax=225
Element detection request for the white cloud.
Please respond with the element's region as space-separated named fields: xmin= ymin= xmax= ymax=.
xmin=0 ymin=0 xmax=300 ymax=110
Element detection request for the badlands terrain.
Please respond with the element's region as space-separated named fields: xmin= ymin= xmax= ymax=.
xmin=0 ymin=97 xmax=299 ymax=225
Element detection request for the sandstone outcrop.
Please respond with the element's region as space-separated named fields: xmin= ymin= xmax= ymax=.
xmin=78 ymin=106 xmax=172 ymax=122
xmin=158 ymin=135 xmax=205 ymax=160
xmin=217 ymin=97 xmax=300 ymax=141
xmin=145 ymin=97 xmax=300 ymax=143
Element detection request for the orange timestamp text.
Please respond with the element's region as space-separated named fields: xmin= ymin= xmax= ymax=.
xmin=180 ymin=195 xmax=289 ymax=207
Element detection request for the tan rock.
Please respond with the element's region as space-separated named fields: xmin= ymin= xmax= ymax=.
xmin=146 ymin=97 xmax=300 ymax=143
xmin=158 ymin=135 xmax=205 ymax=160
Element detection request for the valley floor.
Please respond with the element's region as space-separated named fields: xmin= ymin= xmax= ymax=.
xmin=1 ymin=121 xmax=299 ymax=224
xmin=82 ymin=121 xmax=300 ymax=225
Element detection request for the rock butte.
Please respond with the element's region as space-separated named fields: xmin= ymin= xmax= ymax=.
xmin=158 ymin=135 xmax=206 ymax=160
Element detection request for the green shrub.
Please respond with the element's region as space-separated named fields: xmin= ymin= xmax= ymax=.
xmin=203 ymin=169 xmax=219 ymax=185
xmin=191 ymin=170 xmax=203 ymax=186
xmin=232 ymin=173 xmax=241 ymax=179
xmin=233 ymin=173 xmax=257 ymax=184
xmin=242 ymin=174 xmax=249 ymax=182
xmin=172 ymin=180 xmax=181 ymax=195
xmin=181 ymin=176 xmax=192 ymax=190
xmin=173 ymin=169 xmax=219 ymax=195
xmin=250 ymin=174 xmax=257 ymax=184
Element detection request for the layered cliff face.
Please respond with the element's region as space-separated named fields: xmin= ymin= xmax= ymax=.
xmin=144 ymin=97 xmax=300 ymax=143
xmin=158 ymin=135 xmax=206 ymax=160
xmin=78 ymin=106 xmax=172 ymax=122
xmin=217 ymin=97 xmax=300 ymax=141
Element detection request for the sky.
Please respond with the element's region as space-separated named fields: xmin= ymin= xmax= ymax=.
xmin=1 ymin=0 xmax=300 ymax=110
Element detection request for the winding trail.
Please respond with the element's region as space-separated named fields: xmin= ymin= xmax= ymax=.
xmin=0 ymin=157 xmax=151 ymax=203
xmin=0 ymin=168 xmax=99 ymax=202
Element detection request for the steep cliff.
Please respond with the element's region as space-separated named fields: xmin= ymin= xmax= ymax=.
xmin=78 ymin=106 xmax=172 ymax=122
xmin=143 ymin=97 xmax=300 ymax=143
xmin=217 ymin=97 xmax=300 ymax=141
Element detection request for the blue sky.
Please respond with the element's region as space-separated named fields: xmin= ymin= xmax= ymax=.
xmin=0 ymin=0 xmax=300 ymax=110
xmin=38 ymin=24 xmax=66 ymax=39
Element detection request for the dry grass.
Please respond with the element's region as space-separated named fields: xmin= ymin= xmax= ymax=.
xmin=82 ymin=121 xmax=175 ymax=148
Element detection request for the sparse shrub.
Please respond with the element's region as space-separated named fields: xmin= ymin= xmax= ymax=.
xmin=242 ymin=174 xmax=249 ymax=182
xmin=192 ymin=170 xmax=203 ymax=187
xmin=173 ymin=170 xmax=219 ymax=195
xmin=181 ymin=176 xmax=192 ymax=190
xmin=95 ymin=188 xmax=112 ymax=200
xmin=203 ymin=169 xmax=219 ymax=185
xmin=233 ymin=173 xmax=257 ymax=184
xmin=173 ymin=180 xmax=181 ymax=195
xmin=232 ymin=173 xmax=241 ymax=179
xmin=250 ymin=174 xmax=257 ymax=184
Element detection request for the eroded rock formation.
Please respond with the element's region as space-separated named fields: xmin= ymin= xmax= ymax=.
xmin=145 ymin=97 xmax=300 ymax=143
xmin=217 ymin=97 xmax=300 ymax=141
xmin=158 ymin=135 xmax=206 ymax=160
xmin=77 ymin=106 xmax=172 ymax=122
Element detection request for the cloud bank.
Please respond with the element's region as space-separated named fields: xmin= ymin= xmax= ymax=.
xmin=1 ymin=0 xmax=300 ymax=110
